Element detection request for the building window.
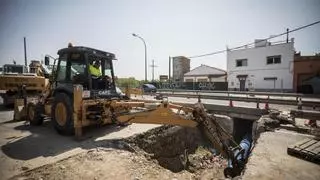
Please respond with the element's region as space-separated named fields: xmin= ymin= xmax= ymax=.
xmin=264 ymin=77 xmax=277 ymax=81
xmin=266 ymin=55 xmax=281 ymax=64
xmin=236 ymin=59 xmax=248 ymax=67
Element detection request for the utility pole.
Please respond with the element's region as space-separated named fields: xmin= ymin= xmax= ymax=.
xmin=24 ymin=37 xmax=27 ymax=67
xmin=286 ymin=28 xmax=289 ymax=43
xmin=150 ymin=59 xmax=158 ymax=82
xmin=168 ymin=56 xmax=171 ymax=82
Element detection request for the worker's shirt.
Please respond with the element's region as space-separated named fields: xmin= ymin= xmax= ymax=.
xmin=89 ymin=65 xmax=102 ymax=77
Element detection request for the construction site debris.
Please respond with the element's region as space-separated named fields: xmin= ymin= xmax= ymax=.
xmin=288 ymin=138 xmax=320 ymax=164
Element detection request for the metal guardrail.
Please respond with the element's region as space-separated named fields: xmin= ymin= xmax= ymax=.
xmin=157 ymin=92 xmax=320 ymax=107
xmin=158 ymin=89 xmax=320 ymax=99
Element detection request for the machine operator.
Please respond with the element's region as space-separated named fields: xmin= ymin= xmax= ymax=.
xmin=89 ymin=60 xmax=110 ymax=89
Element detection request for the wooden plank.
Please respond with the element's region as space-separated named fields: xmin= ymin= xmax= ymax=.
xmin=294 ymin=138 xmax=313 ymax=148
xmin=288 ymin=138 xmax=320 ymax=164
xmin=298 ymin=139 xmax=318 ymax=150
xmin=305 ymin=142 xmax=320 ymax=153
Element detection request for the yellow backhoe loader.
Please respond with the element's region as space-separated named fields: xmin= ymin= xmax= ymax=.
xmin=0 ymin=61 xmax=50 ymax=108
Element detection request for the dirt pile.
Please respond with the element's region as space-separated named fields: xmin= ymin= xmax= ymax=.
xmin=125 ymin=125 xmax=226 ymax=176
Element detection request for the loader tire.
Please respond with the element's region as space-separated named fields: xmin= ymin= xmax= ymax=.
xmin=27 ymin=103 xmax=44 ymax=126
xmin=51 ymin=93 xmax=74 ymax=135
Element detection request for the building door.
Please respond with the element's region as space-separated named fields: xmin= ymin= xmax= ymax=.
xmin=239 ymin=78 xmax=246 ymax=91
xmin=237 ymin=75 xmax=248 ymax=91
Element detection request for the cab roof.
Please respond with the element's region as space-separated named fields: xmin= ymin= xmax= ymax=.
xmin=57 ymin=46 xmax=116 ymax=60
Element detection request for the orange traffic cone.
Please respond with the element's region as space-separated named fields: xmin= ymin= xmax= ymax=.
xmin=297 ymin=98 xmax=303 ymax=110
xmin=229 ymin=99 xmax=233 ymax=107
xmin=264 ymin=96 xmax=269 ymax=110
xmin=304 ymin=119 xmax=317 ymax=127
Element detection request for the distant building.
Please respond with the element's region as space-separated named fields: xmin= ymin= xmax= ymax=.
xmin=184 ymin=64 xmax=226 ymax=82
xmin=293 ymin=52 xmax=320 ymax=94
xmin=159 ymin=75 xmax=169 ymax=82
xmin=227 ymin=39 xmax=295 ymax=92
xmin=172 ymin=56 xmax=190 ymax=84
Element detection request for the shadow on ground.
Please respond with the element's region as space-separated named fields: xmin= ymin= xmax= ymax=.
xmin=1 ymin=120 xmax=129 ymax=160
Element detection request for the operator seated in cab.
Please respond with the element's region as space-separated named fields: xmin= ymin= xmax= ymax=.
xmin=89 ymin=60 xmax=111 ymax=90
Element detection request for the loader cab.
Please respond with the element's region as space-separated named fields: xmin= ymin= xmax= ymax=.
xmin=53 ymin=45 xmax=118 ymax=99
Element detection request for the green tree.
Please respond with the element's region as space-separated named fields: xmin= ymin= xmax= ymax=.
xmin=116 ymin=77 xmax=140 ymax=88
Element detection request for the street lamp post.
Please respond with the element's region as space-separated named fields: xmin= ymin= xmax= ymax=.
xmin=132 ymin=33 xmax=147 ymax=82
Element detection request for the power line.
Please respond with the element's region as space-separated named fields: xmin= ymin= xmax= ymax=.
xmin=187 ymin=20 xmax=320 ymax=59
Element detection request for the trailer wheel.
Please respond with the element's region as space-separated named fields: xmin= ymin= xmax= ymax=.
xmin=27 ymin=103 xmax=44 ymax=125
xmin=51 ymin=93 xmax=74 ymax=135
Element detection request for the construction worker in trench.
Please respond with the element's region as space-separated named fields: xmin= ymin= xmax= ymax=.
xmin=89 ymin=60 xmax=111 ymax=89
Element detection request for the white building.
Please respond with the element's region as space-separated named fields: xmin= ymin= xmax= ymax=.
xmin=227 ymin=39 xmax=295 ymax=92
xmin=184 ymin=64 xmax=226 ymax=82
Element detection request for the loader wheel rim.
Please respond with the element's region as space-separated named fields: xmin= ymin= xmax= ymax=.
xmin=28 ymin=106 xmax=35 ymax=121
xmin=55 ymin=102 xmax=67 ymax=126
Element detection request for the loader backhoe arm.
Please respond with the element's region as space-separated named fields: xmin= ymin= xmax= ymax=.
xmin=116 ymin=102 xmax=197 ymax=127
xmin=115 ymin=100 xmax=238 ymax=156
xmin=113 ymin=98 xmax=249 ymax=177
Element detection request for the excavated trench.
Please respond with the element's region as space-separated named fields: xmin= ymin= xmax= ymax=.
xmin=125 ymin=122 xmax=246 ymax=176
xmin=125 ymin=115 xmax=260 ymax=177
xmin=126 ymin=125 xmax=215 ymax=173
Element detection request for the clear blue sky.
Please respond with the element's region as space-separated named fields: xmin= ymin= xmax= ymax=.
xmin=0 ymin=0 xmax=319 ymax=80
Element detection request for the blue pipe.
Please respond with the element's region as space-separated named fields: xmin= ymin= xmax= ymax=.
xmin=224 ymin=133 xmax=253 ymax=177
